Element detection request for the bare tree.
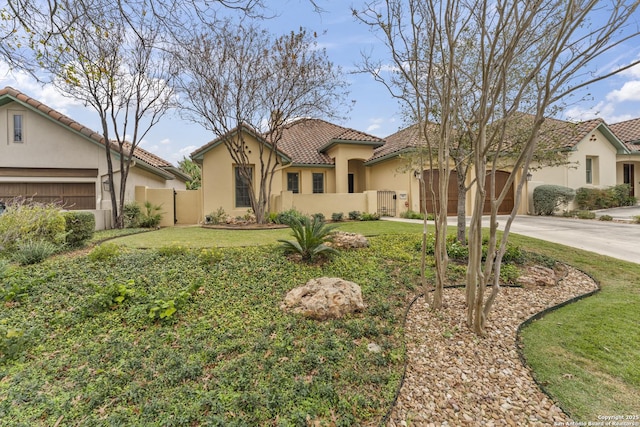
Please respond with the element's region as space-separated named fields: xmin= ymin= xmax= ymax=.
xmin=175 ymin=21 xmax=349 ymax=223
xmin=357 ymin=0 xmax=640 ymax=334
xmin=26 ymin=0 xmax=175 ymax=228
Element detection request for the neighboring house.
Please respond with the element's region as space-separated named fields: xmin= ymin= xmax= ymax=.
xmin=0 ymin=86 xmax=189 ymax=229
xmin=607 ymin=118 xmax=640 ymax=201
xmin=526 ymin=117 xmax=636 ymax=212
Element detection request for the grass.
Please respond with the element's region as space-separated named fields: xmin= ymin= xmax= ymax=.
xmin=511 ymin=234 xmax=640 ymax=421
xmin=109 ymin=221 xmax=424 ymax=248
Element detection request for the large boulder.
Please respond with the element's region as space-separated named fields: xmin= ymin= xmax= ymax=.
xmin=328 ymin=231 xmax=369 ymax=249
xmin=281 ymin=277 xmax=365 ymax=320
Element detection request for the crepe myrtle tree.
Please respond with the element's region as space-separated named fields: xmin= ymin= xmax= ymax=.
xmin=175 ymin=21 xmax=349 ymax=224
xmin=357 ymin=0 xmax=640 ymax=335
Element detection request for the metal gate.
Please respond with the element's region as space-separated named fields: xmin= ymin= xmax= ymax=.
xmin=377 ymin=190 xmax=396 ymax=217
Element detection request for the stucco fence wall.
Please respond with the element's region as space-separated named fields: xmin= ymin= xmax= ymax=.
xmin=135 ymin=186 xmax=203 ymax=227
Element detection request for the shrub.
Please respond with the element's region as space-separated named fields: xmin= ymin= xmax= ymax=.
xmin=576 ymin=210 xmax=596 ymax=219
xmin=86 ymin=279 xmax=136 ymax=314
xmin=205 ymin=207 xmax=229 ymax=225
xmin=312 ymin=212 xmax=325 ymax=223
xmin=533 ymin=185 xmax=575 ymax=215
xmin=278 ymin=217 xmax=339 ymax=262
xmin=123 ymin=202 xmax=142 ymax=228
xmin=598 ymin=214 xmax=613 ymax=221
xmin=575 ymin=185 xmax=636 ymax=210
xmin=63 ymin=211 xmax=95 ymax=247
xmin=400 ymin=210 xmax=424 ymax=220
xmin=633 ymin=215 xmax=640 ymax=224
xmin=267 ymin=212 xmax=279 ymax=223
xmin=348 ymin=211 xmax=361 ymax=220
xmin=12 ymin=240 xmax=58 ymax=265
xmin=157 ymin=244 xmax=189 ymax=257
xmin=275 ymin=209 xmax=306 ymax=226
xmin=139 ymin=201 xmax=163 ymax=228
xmin=499 ymin=264 xmax=520 ymax=284
xmin=0 ymin=199 xmax=66 ymax=253
xmin=331 ymin=212 xmax=344 ymax=222
xmin=88 ymin=242 xmax=121 ymax=263
xmin=360 ymin=212 xmax=380 ymax=221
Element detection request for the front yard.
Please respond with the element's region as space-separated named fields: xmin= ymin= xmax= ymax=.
xmin=1 ymin=222 xmax=638 ymax=425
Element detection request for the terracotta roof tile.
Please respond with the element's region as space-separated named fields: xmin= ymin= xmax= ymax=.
xmin=609 ymin=118 xmax=640 ymax=152
xmin=278 ymin=118 xmax=384 ymax=165
xmin=0 ymin=86 xmax=181 ymax=174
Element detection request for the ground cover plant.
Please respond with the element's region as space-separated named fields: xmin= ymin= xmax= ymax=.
xmin=0 ymin=231 xmax=420 ymax=426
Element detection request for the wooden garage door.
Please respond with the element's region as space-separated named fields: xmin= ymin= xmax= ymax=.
xmin=420 ymin=170 xmax=459 ymax=215
xmin=0 ymin=182 xmax=96 ymax=210
xmin=483 ymin=171 xmax=514 ymax=215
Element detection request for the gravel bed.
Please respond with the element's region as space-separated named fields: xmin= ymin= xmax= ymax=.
xmin=388 ymin=266 xmax=598 ymax=426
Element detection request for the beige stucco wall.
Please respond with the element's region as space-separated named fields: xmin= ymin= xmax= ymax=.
xmin=326 ymin=144 xmax=376 ymax=193
xmin=275 ymin=190 xmax=378 ymax=218
xmin=199 ymin=133 xmax=285 ymax=218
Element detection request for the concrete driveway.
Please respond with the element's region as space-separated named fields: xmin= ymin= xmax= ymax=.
xmin=488 ymin=213 xmax=640 ymax=264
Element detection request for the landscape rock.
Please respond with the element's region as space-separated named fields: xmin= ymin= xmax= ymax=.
xmin=516 ymin=264 xmax=558 ymax=287
xmin=328 ymin=231 xmax=369 ymax=249
xmin=281 ymin=277 xmax=365 ymax=320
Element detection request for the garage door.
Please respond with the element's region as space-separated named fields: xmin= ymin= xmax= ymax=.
xmin=0 ymin=182 xmax=96 ymax=210
xmin=483 ymin=171 xmax=514 ymax=215
xmin=420 ymin=170 xmax=459 ymax=215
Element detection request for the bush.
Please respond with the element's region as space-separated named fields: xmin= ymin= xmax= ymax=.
xmin=499 ymin=264 xmax=520 ymax=284
xmin=400 ymin=210 xmax=424 ymax=220
xmin=633 ymin=215 xmax=640 ymax=224
xmin=278 ymin=217 xmax=339 ymax=262
xmin=348 ymin=211 xmax=361 ymax=220
xmin=275 ymin=209 xmax=306 ymax=226
xmin=157 ymin=244 xmax=189 ymax=257
xmin=533 ymin=185 xmax=575 ymax=215
xmin=576 ymin=210 xmax=596 ymax=219
xmin=575 ymin=184 xmax=636 ymax=210
xmin=139 ymin=201 xmax=163 ymax=228
xmin=12 ymin=240 xmax=58 ymax=265
xmin=88 ymin=243 xmax=122 ymax=263
xmin=331 ymin=212 xmax=344 ymax=222
xmin=360 ymin=212 xmax=380 ymax=221
xmin=123 ymin=202 xmax=142 ymax=228
xmin=0 ymin=199 xmax=66 ymax=253
xmin=63 ymin=211 xmax=95 ymax=247
xmin=205 ymin=207 xmax=229 ymax=225
xmin=312 ymin=212 xmax=325 ymax=223
xmin=599 ymin=215 xmax=613 ymax=221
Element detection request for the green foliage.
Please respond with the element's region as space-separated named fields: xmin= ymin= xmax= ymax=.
xmin=348 ymin=210 xmax=361 ymax=220
xmin=148 ymin=282 xmax=202 ymax=322
xmin=275 ymin=208 xmax=306 ymax=225
xmin=178 ymin=156 xmax=202 ymax=190
xmin=498 ymin=264 xmax=520 ymax=284
xmin=419 ymin=234 xmax=524 ymax=265
xmin=633 ymin=215 xmax=640 ymax=224
xmin=359 ymin=212 xmax=380 ymax=221
xmin=267 ymin=212 xmax=279 ymax=223
xmin=0 ymin=199 xmax=66 ymax=254
xmin=139 ymin=201 xmax=163 ymax=228
xmin=12 ymin=239 xmax=58 ymax=265
xmin=63 ymin=211 xmax=95 ymax=247
xmin=598 ymin=214 xmax=613 ymax=221
xmin=88 ymin=242 xmax=122 ymax=262
xmin=157 ymin=244 xmax=189 ymax=257
xmin=533 ymin=184 xmax=576 ymax=215
xmin=312 ymin=212 xmax=325 ymax=223
xmin=0 ymin=319 xmax=27 ymax=361
xmin=576 ymin=210 xmax=596 ymax=219
xmin=205 ymin=207 xmax=228 ymax=225
xmin=575 ymin=184 xmax=636 ymax=210
xmin=279 ymin=217 xmax=339 ymax=262
xmin=198 ymin=248 xmax=223 ymax=266
xmin=86 ymin=279 xmax=136 ymax=314
xmin=331 ymin=212 xmax=344 ymax=221
xmin=123 ymin=202 xmax=142 ymax=228
xmin=400 ymin=210 xmax=424 ymax=219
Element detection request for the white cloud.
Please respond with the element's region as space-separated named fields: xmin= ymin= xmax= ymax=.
xmin=366 ymin=123 xmax=381 ymax=133
xmin=160 ymin=138 xmax=171 ymax=145
xmin=606 ymin=80 xmax=640 ymax=102
xmin=179 ymin=145 xmax=197 ymax=156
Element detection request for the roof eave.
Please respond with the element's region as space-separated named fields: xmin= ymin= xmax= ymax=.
xmin=319 ymin=139 xmax=385 ymax=153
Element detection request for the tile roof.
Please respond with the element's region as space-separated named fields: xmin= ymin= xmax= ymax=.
xmin=370 ymin=123 xmax=441 ymax=162
xmin=609 ymin=118 xmax=640 ymax=152
xmin=0 ymin=86 xmax=184 ymax=179
xmin=278 ymin=118 xmax=385 ymax=165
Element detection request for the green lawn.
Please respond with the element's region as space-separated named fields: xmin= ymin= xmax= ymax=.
xmin=1 ymin=221 xmax=638 ymax=425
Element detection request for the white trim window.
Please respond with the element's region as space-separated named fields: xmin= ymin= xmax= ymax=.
xmin=10 ymin=111 xmax=24 ymax=143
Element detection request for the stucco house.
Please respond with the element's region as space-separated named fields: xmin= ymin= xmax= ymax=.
xmin=0 ymin=87 xmax=189 ymax=229
xmin=192 ymin=113 xmax=639 ymax=221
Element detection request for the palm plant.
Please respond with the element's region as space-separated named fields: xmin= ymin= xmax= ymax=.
xmin=278 ymin=216 xmax=339 ymax=262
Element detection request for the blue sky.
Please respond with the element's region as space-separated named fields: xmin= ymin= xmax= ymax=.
xmin=2 ymin=0 xmax=640 ymax=165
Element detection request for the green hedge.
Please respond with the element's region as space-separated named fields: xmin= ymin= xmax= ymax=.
xmin=575 ymin=184 xmax=637 ymax=210
xmin=64 ymin=211 xmax=96 ymax=247
xmin=533 ymin=184 xmax=575 ymax=215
